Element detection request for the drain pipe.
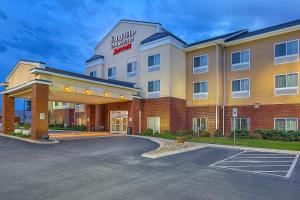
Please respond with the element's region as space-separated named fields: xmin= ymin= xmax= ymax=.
xmin=215 ymin=43 xmax=219 ymax=130
xmin=221 ymin=44 xmax=226 ymax=136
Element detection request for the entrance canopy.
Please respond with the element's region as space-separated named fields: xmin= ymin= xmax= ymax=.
xmin=1 ymin=60 xmax=140 ymax=104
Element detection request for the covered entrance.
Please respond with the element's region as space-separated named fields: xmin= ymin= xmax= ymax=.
xmin=110 ymin=111 xmax=128 ymax=134
xmin=1 ymin=60 xmax=141 ymax=140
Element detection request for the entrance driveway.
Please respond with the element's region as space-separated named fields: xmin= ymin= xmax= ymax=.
xmin=0 ymin=136 xmax=299 ymax=200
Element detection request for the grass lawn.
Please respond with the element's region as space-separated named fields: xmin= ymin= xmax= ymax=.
xmin=146 ymin=133 xmax=300 ymax=151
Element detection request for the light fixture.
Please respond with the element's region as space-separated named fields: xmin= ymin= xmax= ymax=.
xmin=120 ymin=95 xmax=124 ymax=99
xmin=64 ymin=86 xmax=70 ymax=91
xmin=84 ymin=89 xmax=90 ymax=94
xmin=104 ymin=92 xmax=109 ymax=97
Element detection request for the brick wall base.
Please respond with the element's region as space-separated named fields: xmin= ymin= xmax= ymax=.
xmin=50 ymin=109 xmax=75 ymax=126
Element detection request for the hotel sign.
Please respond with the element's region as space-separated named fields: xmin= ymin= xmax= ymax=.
xmin=111 ymin=29 xmax=136 ymax=55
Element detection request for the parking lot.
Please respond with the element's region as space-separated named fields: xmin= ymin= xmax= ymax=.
xmin=210 ymin=151 xmax=299 ymax=178
xmin=0 ymin=136 xmax=299 ymax=200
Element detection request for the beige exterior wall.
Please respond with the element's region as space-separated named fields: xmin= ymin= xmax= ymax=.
xmin=6 ymin=63 xmax=37 ymax=89
xmin=225 ymin=30 xmax=300 ymax=106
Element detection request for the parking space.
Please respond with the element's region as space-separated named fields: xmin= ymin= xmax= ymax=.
xmin=209 ymin=150 xmax=299 ymax=178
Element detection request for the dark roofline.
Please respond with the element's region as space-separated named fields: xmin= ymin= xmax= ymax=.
xmin=226 ymin=18 xmax=300 ymax=42
xmin=140 ymin=31 xmax=187 ymax=46
xmin=120 ymin=19 xmax=161 ymax=26
xmin=188 ymin=29 xmax=248 ymax=47
xmin=34 ymin=67 xmax=137 ymax=89
xmin=19 ymin=59 xmax=45 ymax=64
xmin=86 ymin=55 xmax=104 ymax=64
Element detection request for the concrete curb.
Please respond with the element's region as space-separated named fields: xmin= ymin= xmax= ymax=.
xmin=129 ymin=135 xmax=207 ymax=159
xmin=0 ymin=134 xmax=60 ymax=144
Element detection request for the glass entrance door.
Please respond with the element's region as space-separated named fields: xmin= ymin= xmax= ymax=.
xmin=110 ymin=111 xmax=128 ymax=134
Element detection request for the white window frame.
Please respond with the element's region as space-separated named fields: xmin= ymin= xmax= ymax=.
xmin=231 ymin=118 xmax=250 ymax=130
xmin=193 ymin=54 xmax=208 ymax=74
xmin=147 ymin=117 xmax=160 ymax=133
xmin=274 ymin=118 xmax=298 ymax=131
xmin=274 ymin=72 xmax=299 ymax=96
xmin=127 ymin=61 xmax=138 ymax=77
xmin=107 ymin=67 xmax=117 ymax=80
xmin=192 ymin=117 xmax=208 ymax=131
xmin=231 ymin=49 xmax=250 ymax=71
xmin=193 ymin=81 xmax=208 ymax=99
xmin=89 ymin=71 xmax=97 ymax=77
xmin=274 ymin=39 xmax=299 ymax=65
xmin=231 ymin=78 xmax=250 ymax=98
xmin=148 ymin=54 xmax=160 ymax=72
xmin=147 ymin=80 xmax=160 ymax=98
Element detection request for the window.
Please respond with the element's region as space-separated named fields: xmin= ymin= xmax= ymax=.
xmin=275 ymin=73 xmax=298 ymax=95
xmin=148 ymin=54 xmax=160 ymax=71
xmin=193 ymin=81 xmax=208 ymax=99
xmin=127 ymin=61 xmax=137 ymax=77
xmin=232 ymin=78 xmax=250 ymax=98
xmin=108 ymin=67 xmax=117 ymax=79
xmin=147 ymin=117 xmax=160 ymax=133
xmin=54 ymin=102 xmax=59 ymax=107
xmin=89 ymin=71 xmax=97 ymax=77
xmin=275 ymin=118 xmax=298 ymax=131
xmin=148 ymin=80 xmax=160 ymax=98
xmin=231 ymin=49 xmax=250 ymax=71
xmin=193 ymin=117 xmax=208 ymax=131
xmin=231 ymin=118 xmax=250 ymax=130
xmin=275 ymin=40 xmax=299 ymax=64
xmin=193 ymin=54 xmax=208 ymax=74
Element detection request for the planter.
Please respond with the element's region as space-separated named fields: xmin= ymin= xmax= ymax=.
xmin=23 ymin=129 xmax=31 ymax=136
xmin=15 ymin=129 xmax=22 ymax=133
xmin=176 ymin=136 xmax=186 ymax=143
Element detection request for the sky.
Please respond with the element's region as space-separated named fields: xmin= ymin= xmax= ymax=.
xmin=0 ymin=0 xmax=300 ymax=109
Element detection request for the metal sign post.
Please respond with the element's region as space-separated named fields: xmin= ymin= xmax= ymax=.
xmin=232 ymin=108 xmax=238 ymax=146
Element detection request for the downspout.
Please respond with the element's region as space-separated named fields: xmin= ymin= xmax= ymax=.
xmin=221 ymin=44 xmax=226 ymax=136
xmin=215 ymin=43 xmax=219 ymax=130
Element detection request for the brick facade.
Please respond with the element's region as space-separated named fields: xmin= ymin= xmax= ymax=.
xmin=224 ymin=104 xmax=300 ymax=135
xmin=50 ymin=108 xmax=75 ymax=126
xmin=85 ymin=105 xmax=96 ymax=131
xmin=2 ymin=94 xmax=15 ymax=134
xmin=31 ymin=84 xmax=49 ymax=139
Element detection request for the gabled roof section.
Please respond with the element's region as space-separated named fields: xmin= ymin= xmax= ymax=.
xmin=226 ymin=19 xmax=300 ymax=42
xmin=188 ymin=29 xmax=248 ymax=47
xmin=95 ymin=19 xmax=161 ymax=49
xmin=86 ymin=55 xmax=104 ymax=64
xmin=140 ymin=31 xmax=187 ymax=46
xmin=32 ymin=67 xmax=137 ymax=89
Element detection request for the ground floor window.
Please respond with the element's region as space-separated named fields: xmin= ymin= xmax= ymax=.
xmin=147 ymin=117 xmax=160 ymax=133
xmin=274 ymin=118 xmax=298 ymax=131
xmin=192 ymin=117 xmax=208 ymax=131
xmin=231 ymin=118 xmax=250 ymax=130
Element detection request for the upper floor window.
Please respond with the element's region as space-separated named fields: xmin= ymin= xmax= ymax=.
xmin=231 ymin=49 xmax=250 ymax=71
xmin=275 ymin=39 xmax=299 ymax=64
xmin=127 ymin=61 xmax=137 ymax=77
xmin=148 ymin=80 xmax=160 ymax=98
xmin=89 ymin=71 xmax=97 ymax=78
xmin=193 ymin=81 xmax=208 ymax=99
xmin=108 ymin=67 xmax=117 ymax=80
xmin=231 ymin=118 xmax=250 ymax=130
xmin=193 ymin=54 xmax=208 ymax=74
xmin=274 ymin=118 xmax=298 ymax=131
xmin=148 ymin=54 xmax=160 ymax=72
xmin=232 ymin=78 xmax=250 ymax=98
xmin=275 ymin=73 xmax=298 ymax=96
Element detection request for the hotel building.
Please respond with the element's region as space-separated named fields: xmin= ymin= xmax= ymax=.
xmin=2 ymin=19 xmax=300 ymax=138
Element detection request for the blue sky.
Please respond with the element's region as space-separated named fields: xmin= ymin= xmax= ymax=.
xmin=0 ymin=0 xmax=300 ymax=109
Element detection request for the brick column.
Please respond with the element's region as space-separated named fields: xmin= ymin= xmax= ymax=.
xmin=129 ymin=98 xmax=141 ymax=134
xmin=31 ymin=84 xmax=49 ymax=139
xmin=2 ymin=94 xmax=15 ymax=134
xmin=86 ymin=105 xmax=96 ymax=132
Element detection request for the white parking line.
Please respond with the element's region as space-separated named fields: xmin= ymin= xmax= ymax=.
xmin=286 ymin=155 xmax=299 ymax=178
xmin=209 ymin=151 xmax=299 ymax=178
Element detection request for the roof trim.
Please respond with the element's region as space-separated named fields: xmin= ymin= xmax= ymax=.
xmin=1 ymin=79 xmax=51 ymax=95
xmin=30 ymin=68 xmax=140 ymax=91
xmin=5 ymin=60 xmax=45 ymax=82
xmin=95 ymin=19 xmax=161 ymax=49
xmin=140 ymin=36 xmax=186 ymax=51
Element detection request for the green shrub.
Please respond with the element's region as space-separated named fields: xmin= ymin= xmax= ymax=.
xmin=142 ymin=128 xmax=154 ymax=136
xmin=74 ymin=125 xmax=87 ymax=131
xmin=214 ymin=129 xmax=223 ymax=137
xmin=9 ymin=132 xmax=29 ymax=138
xmin=250 ymin=133 xmax=262 ymax=140
xmin=186 ymin=129 xmax=195 ymax=135
xmin=254 ymin=129 xmax=300 ymax=142
xmin=200 ymin=130 xmax=210 ymax=137
xmin=15 ymin=123 xmax=20 ymax=129
xmin=23 ymin=123 xmax=31 ymax=130
xmin=231 ymin=129 xmax=249 ymax=139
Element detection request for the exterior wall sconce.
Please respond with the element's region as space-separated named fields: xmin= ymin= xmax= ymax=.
xmin=64 ymin=86 xmax=70 ymax=92
xmin=254 ymin=103 xmax=260 ymax=109
xmin=104 ymin=92 xmax=109 ymax=97
xmin=120 ymin=95 xmax=124 ymax=99
xmin=84 ymin=89 xmax=91 ymax=94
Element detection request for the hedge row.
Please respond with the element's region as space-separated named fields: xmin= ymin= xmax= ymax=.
xmin=254 ymin=129 xmax=300 ymax=142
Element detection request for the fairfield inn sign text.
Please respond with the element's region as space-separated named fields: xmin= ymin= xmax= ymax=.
xmin=111 ymin=29 xmax=136 ymax=55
